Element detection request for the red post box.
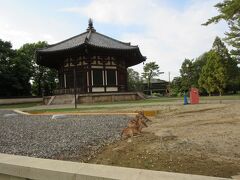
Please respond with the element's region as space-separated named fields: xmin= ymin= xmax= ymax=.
xmin=190 ymin=88 xmax=199 ymax=104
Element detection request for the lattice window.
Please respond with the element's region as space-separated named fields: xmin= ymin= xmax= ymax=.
xmin=107 ymin=69 xmax=116 ymax=86
xmin=92 ymin=69 xmax=103 ymax=86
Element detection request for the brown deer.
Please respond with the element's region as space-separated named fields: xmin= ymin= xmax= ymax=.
xmin=121 ymin=126 xmax=141 ymax=139
xmin=121 ymin=111 xmax=151 ymax=140
xmin=121 ymin=117 xmax=148 ymax=140
xmin=127 ymin=118 xmax=148 ymax=132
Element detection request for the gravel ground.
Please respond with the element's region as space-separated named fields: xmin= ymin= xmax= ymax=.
xmin=0 ymin=110 xmax=129 ymax=161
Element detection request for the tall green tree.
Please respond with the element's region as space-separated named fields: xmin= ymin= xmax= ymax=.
xmin=212 ymin=36 xmax=239 ymax=92
xmin=178 ymin=53 xmax=208 ymax=93
xmin=177 ymin=54 xmax=208 ymax=95
xmin=13 ymin=45 xmax=36 ymax=95
xmin=179 ymin=59 xmax=194 ymax=92
xmin=212 ymin=36 xmax=230 ymax=58
xmin=193 ymin=53 xmax=209 ymax=93
xmin=199 ymin=50 xmax=228 ymax=96
xmin=170 ymin=76 xmax=182 ymax=96
xmin=0 ymin=39 xmax=36 ymax=96
xmin=31 ymin=67 xmax=57 ymax=96
xmin=142 ymin=62 xmax=160 ymax=92
xmin=17 ymin=42 xmax=57 ymax=96
xmin=127 ymin=68 xmax=143 ymax=91
xmin=224 ymin=19 xmax=240 ymax=61
xmin=0 ymin=39 xmax=17 ymax=96
xmin=203 ymin=0 xmax=240 ymax=62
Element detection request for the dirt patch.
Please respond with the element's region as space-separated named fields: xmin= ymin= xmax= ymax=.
xmin=88 ymin=103 xmax=240 ymax=178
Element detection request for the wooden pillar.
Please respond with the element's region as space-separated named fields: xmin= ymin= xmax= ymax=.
xmin=64 ymin=73 xmax=66 ymax=89
xmin=103 ymin=57 xmax=106 ymax=93
xmin=125 ymin=68 xmax=128 ymax=91
xmin=74 ymin=57 xmax=79 ymax=107
xmin=115 ymin=70 xmax=118 ymax=86
xmin=88 ymin=60 xmax=92 ymax=93
xmin=73 ymin=65 xmax=77 ymax=109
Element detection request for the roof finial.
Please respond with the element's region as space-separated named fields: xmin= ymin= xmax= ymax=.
xmin=89 ymin=18 xmax=93 ymax=28
xmin=87 ymin=18 xmax=96 ymax=32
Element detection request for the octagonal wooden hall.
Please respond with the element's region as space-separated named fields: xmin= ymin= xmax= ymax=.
xmin=36 ymin=19 xmax=146 ymax=104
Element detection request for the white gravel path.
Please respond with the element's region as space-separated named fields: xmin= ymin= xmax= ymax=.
xmin=0 ymin=110 xmax=129 ymax=161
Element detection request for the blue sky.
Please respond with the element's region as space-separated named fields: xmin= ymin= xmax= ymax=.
xmin=0 ymin=0 xmax=227 ymax=80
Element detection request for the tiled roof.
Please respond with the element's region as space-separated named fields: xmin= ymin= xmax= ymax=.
xmin=88 ymin=32 xmax=137 ymax=49
xmin=38 ymin=32 xmax=88 ymax=52
xmin=38 ymin=30 xmax=138 ymax=53
xmin=36 ymin=19 xmax=146 ymax=68
xmin=143 ymin=79 xmax=167 ymax=84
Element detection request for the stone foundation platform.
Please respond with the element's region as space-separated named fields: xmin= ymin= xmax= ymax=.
xmin=44 ymin=92 xmax=145 ymax=105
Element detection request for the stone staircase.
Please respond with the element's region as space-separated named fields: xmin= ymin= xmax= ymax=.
xmin=136 ymin=92 xmax=146 ymax=99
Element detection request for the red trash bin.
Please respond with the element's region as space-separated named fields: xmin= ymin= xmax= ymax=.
xmin=190 ymin=88 xmax=199 ymax=104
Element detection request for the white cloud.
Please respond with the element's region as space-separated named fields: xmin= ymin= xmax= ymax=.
xmin=1 ymin=0 xmax=228 ymax=81
xmin=61 ymin=0 xmax=158 ymax=25
xmin=63 ymin=0 xmax=228 ymax=80
xmin=0 ymin=25 xmax=52 ymax=48
xmin=0 ymin=19 xmax=57 ymax=49
xmin=0 ymin=4 xmax=73 ymax=49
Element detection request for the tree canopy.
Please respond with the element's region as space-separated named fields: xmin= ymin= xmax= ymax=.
xmin=198 ymin=50 xmax=228 ymax=96
xmin=127 ymin=68 xmax=143 ymax=91
xmin=0 ymin=39 xmax=57 ymax=97
xmin=203 ymin=0 xmax=240 ymax=25
xmin=203 ymin=0 xmax=240 ymax=62
xmin=179 ymin=59 xmax=194 ymax=92
xmin=0 ymin=39 xmax=17 ymax=96
xmin=175 ymin=36 xmax=239 ymax=96
xmin=224 ymin=19 xmax=240 ymax=61
xmin=142 ymin=62 xmax=161 ymax=91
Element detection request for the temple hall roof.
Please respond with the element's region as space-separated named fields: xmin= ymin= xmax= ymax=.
xmin=38 ymin=19 xmax=138 ymax=53
xmin=36 ymin=19 xmax=146 ymax=68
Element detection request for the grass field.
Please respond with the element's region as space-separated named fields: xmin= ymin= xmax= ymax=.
xmin=1 ymin=95 xmax=239 ymax=113
xmin=24 ymin=97 xmax=182 ymax=113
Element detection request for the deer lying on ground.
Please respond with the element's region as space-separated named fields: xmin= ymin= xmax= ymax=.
xmin=121 ymin=112 xmax=150 ymax=139
xmin=127 ymin=118 xmax=148 ymax=132
xmin=121 ymin=126 xmax=141 ymax=140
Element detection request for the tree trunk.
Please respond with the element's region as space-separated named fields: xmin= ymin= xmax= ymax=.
xmin=147 ymin=78 xmax=151 ymax=95
xmin=38 ymin=79 xmax=42 ymax=96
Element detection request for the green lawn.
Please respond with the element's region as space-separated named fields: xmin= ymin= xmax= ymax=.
xmin=1 ymin=95 xmax=239 ymax=113
xmin=200 ymin=94 xmax=240 ymax=100
xmin=0 ymin=102 xmax=41 ymax=109
xmin=25 ymin=94 xmax=240 ymax=114
xmin=25 ymin=97 xmax=182 ymax=113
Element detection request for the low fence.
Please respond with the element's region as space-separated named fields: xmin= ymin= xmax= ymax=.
xmin=0 ymin=153 xmax=231 ymax=180
xmin=0 ymin=97 xmax=42 ymax=105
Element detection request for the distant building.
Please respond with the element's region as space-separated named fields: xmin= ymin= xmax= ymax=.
xmin=143 ymin=79 xmax=169 ymax=96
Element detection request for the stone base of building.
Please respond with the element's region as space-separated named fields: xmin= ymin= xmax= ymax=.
xmin=43 ymin=92 xmax=145 ymax=105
